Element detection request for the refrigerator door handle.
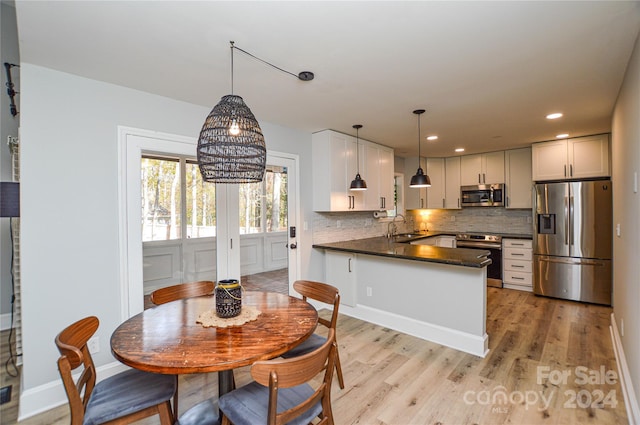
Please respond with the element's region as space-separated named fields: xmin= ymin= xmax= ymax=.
xmin=569 ymin=196 xmax=575 ymax=246
xmin=538 ymin=257 xmax=606 ymax=266
xmin=564 ymin=196 xmax=569 ymax=245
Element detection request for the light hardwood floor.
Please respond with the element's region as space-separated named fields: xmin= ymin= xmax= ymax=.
xmin=1 ymin=282 xmax=627 ymax=424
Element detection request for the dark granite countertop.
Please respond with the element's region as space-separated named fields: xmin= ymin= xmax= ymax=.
xmin=313 ymin=236 xmax=492 ymax=268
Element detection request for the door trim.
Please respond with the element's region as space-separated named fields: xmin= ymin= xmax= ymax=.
xmin=118 ymin=126 xmax=196 ymax=319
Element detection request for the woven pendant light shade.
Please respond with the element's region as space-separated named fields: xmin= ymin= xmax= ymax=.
xmin=197 ymin=94 xmax=266 ymax=183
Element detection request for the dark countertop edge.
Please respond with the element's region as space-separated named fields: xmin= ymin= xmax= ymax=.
xmin=313 ymin=238 xmax=493 ymax=269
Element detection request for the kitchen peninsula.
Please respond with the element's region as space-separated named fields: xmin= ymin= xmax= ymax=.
xmin=313 ymin=234 xmax=491 ymax=357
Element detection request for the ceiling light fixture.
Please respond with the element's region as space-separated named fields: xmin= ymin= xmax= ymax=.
xmin=410 ymin=109 xmax=431 ymax=188
xmin=349 ymin=124 xmax=367 ymax=191
xmin=427 ymin=135 xmax=438 ymax=141
xmin=556 ymin=133 xmax=569 ymax=139
xmin=455 ymin=148 xmax=465 ymax=153
xmin=546 ymin=113 xmax=563 ymax=119
xmin=197 ymin=41 xmax=314 ymax=183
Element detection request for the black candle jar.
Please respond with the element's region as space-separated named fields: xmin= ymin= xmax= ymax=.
xmin=215 ymin=279 xmax=242 ymax=318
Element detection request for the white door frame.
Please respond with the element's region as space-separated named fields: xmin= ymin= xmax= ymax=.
xmin=118 ymin=126 xmax=300 ymax=319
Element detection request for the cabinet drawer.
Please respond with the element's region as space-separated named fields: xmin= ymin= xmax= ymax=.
xmin=503 ymin=239 xmax=532 ymax=249
xmin=504 ymin=259 xmax=532 ymax=273
xmin=504 ymin=247 xmax=532 ymax=261
xmin=503 ymin=270 xmax=532 ymax=286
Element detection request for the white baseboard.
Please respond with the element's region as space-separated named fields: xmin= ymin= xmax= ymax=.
xmin=18 ymin=361 xmax=130 ymax=421
xmin=338 ymin=303 xmax=489 ymax=358
xmin=610 ymin=313 xmax=640 ymax=425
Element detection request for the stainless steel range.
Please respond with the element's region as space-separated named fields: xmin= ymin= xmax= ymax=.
xmin=456 ymin=233 xmax=503 ymax=287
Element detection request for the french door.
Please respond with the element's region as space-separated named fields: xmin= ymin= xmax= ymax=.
xmin=119 ymin=126 xmax=299 ymax=318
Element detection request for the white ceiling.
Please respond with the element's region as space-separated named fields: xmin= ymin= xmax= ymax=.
xmin=13 ymin=1 xmax=640 ymax=157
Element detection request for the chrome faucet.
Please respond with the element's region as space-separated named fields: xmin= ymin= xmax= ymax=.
xmin=387 ymin=214 xmax=406 ymax=238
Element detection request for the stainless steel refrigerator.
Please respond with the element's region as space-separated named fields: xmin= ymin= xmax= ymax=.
xmin=533 ymin=180 xmax=612 ymax=305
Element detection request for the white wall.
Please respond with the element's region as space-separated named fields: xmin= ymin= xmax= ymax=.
xmin=18 ymin=64 xmax=314 ymax=418
xmin=612 ymin=31 xmax=640 ymax=416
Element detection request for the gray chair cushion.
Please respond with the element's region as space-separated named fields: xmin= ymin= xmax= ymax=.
xmin=219 ymin=381 xmax=322 ymax=425
xmin=83 ymin=368 xmax=176 ymax=425
xmin=280 ymin=333 xmax=326 ymax=358
xmin=177 ymin=398 xmax=220 ymax=425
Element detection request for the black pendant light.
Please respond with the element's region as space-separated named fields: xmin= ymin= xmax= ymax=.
xmin=197 ymin=42 xmax=314 ymax=183
xmin=409 ymin=109 xmax=431 ymax=188
xmin=197 ymin=42 xmax=266 ymax=183
xmin=350 ymin=124 xmax=367 ymax=191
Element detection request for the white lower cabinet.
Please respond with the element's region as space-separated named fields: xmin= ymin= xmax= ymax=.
xmin=325 ymin=251 xmax=357 ymax=306
xmin=502 ymin=239 xmax=533 ymax=291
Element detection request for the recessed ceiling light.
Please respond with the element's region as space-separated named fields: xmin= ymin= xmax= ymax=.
xmin=546 ymin=113 xmax=563 ymax=119
xmin=556 ymin=133 xmax=569 ymax=139
xmin=427 ymin=135 xmax=438 ymax=141
xmin=455 ymin=148 xmax=465 ymax=152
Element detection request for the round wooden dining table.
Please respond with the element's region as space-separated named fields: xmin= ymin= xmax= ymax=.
xmin=110 ymin=291 xmax=318 ymax=397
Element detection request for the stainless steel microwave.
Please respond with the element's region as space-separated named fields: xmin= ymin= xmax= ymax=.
xmin=461 ymin=184 xmax=505 ymax=207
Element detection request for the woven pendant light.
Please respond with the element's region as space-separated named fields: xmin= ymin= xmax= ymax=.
xmin=197 ymin=41 xmax=313 ymax=183
xmin=197 ymin=94 xmax=266 ymax=183
xmin=197 ymin=41 xmax=267 ymax=183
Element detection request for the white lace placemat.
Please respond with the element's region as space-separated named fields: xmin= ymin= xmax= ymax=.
xmin=196 ymin=305 xmax=262 ymax=328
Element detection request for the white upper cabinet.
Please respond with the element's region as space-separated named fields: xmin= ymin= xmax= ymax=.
xmin=568 ymin=134 xmax=610 ymax=179
xmin=312 ymin=130 xmax=393 ymax=212
xmin=425 ymin=158 xmax=445 ymax=209
xmin=445 ymin=156 xmax=461 ymax=209
xmin=460 ymin=151 xmax=505 ymax=185
xmin=404 ymin=157 xmax=427 ymax=209
xmin=363 ymin=142 xmax=395 ymax=210
xmin=532 ymin=134 xmax=610 ymax=181
xmin=505 ymin=147 xmax=532 ymax=209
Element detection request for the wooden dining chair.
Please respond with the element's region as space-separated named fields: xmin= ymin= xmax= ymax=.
xmin=55 ymin=316 xmax=175 ymax=425
xmin=150 ymin=280 xmax=215 ymax=419
xmin=150 ymin=280 xmax=215 ymax=305
xmin=219 ymin=328 xmax=337 ymax=425
xmin=280 ymin=279 xmax=345 ymax=389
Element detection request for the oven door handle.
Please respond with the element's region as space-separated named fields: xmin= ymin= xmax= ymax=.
xmin=456 ymin=242 xmax=502 ymax=250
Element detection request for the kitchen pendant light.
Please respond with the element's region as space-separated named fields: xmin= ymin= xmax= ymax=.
xmin=350 ymin=124 xmax=367 ymax=191
xmin=410 ymin=109 xmax=431 ymax=188
xmin=197 ymin=41 xmax=314 ymax=183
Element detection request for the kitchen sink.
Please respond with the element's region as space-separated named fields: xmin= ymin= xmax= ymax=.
xmin=392 ymin=233 xmax=429 ymax=242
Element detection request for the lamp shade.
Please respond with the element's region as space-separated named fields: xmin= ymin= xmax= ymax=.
xmin=350 ymin=173 xmax=367 ymax=191
xmin=0 ymin=182 xmax=20 ymax=217
xmin=409 ymin=167 xmax=431 ymax=188
xmin=197 ymin=95 xmax=266 ymax=183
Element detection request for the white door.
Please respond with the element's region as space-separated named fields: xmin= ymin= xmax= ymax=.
xmin=266 ymin=152 xmax=299 ymax=291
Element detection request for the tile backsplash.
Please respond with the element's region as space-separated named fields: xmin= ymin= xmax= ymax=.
xmin=407 ymin=208 xmax=533 ymax=235
xmin=312 ymin=211 xmax=411 ymax=244
xmin=312 ymin=208 xmax=532 ymax=244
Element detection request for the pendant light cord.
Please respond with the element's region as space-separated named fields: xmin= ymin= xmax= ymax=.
xmin=230 ymin=41 xmax=234 ymax=95
xmin=417 ymin=116 xmax=421 ymax=158
xmin=355 ymin=127 xmax=360 ymax=173
xmin=228 ymin=41 xmax=314 ymax=83
xmin=232 ymin=44 xmax=299 ymax=80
